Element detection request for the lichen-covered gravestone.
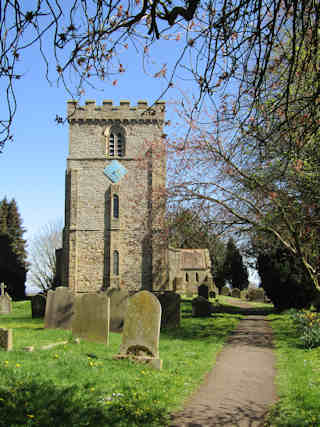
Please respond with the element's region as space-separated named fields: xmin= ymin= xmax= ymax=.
xmin=44 ymin=287 xmax=74 ymax=330
xmin=31 ymin=294 xmax=46 ymax=318
xmin=231 ymin=288 xmax=241 ymax=298
xmin=105 ymin=288 xmax=129 ymax=332
xmin=0 ymin=283 xmax=11 ymax=315
xmin=0 ymin=328 xmax=12 ymax=351
xmin=116 ymin=290 xmax=162 ymax=369
xmin=72 ymin=293 xmax=110 ymax=344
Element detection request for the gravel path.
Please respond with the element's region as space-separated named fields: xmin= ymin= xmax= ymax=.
xmin=170 ymin=314 xmax=277 ymax=427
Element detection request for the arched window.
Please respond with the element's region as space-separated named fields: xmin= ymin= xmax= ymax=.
xmin=113 ymin=250 xmax=119 ymax=276
xmin=113 ymin=194 xmax=119 ymax=218
xmin=186 ymin=273 xmax=189 ymax=282
xmin=109 ymin=134 xmax=115 ymax=156
xmin=196 ymin=272 xmax=199 ymax=282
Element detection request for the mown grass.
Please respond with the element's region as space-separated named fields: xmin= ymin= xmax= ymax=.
xmin=0 ymin=299 xmax=240 ymax=427
xmin=267 ymin=312 xmax=320 ymax=427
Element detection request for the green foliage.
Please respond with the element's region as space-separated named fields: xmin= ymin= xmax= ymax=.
xmin=288 ymin=309 xmax=320 ymax=349
xmin=222 ymin=238 xmax=248 ymax=290
xmin=0 ymin=197 xmax=27 ymax=299
xmin=257 ymin=245 xmax=316 ymax=310
xmin=267 ymin=312 xmax=320 ymax=426
xmin=0 ymin=300 xmax=240 ymax=426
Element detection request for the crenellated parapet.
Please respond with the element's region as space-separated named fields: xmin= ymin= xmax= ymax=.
xmin=67 ymin=100 xmax=165 ymax=125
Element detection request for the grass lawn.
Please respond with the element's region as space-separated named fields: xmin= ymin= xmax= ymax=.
xmin=0 ymin=299 xmax=241 ymax=427
xmin=267 ymin=312 xmax=320 ymax=427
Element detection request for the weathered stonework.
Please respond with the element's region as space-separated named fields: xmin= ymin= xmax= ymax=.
xmin=61 ymin=100 xmax=166 ymax=293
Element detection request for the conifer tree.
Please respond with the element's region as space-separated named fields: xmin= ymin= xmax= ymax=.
xmin=0 ymin=197 xmax=27 ymax=299
xmin=223 ymin=238 xmax=249 ymax=291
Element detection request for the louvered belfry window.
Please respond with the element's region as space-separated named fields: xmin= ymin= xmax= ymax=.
xmin=108 ymin=128 xmax=125 ymax=157
xmin=109 ymin=133 xmax=115 ymax=156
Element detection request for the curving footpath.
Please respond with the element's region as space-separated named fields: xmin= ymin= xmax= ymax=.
xmin=170 ymin=312 xmax=277 ymax=427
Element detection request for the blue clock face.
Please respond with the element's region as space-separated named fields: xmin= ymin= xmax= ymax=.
xmin=104 ymin=160 xmax=127 ymax=183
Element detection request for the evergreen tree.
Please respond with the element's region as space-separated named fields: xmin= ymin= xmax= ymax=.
xmin=223 ymin=238 xmax=249 ymax=290
xmin=0 ymin=197 xmax=27 ymax=299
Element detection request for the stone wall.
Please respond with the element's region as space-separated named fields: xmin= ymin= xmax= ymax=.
xmin=62 ymin=100 xmax=166 ymax=293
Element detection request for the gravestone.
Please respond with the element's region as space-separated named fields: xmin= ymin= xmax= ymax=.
xmin=116 ymin=290 xmax=162 ymax=369
xmin=44 ymin=287 xmax=74 ymax=330
xmin=247 ymin=287 xmax=265 ymax=302
xmin=105 ymin=288 xmax=129 ymax=332
xmin=192 ymin=296 xmax=213 ymax=317
xmin=155 ymin=291 xmax=180 ymax=329
xmin=72 ymin=293 xmax=110 ymax=343
xmin=31 ymin=294 xmax=46 ymax=318
xmin=231 ymin=288 xmax=241 ymax=298
xmin=198 ymin=284 xmax=209 ymax=299
xmin=0 ymin=283 xmax=12 ymax=314
xmin=0 ymin=328 xmax=12 ymax=351
xmin=220 ymin=285 xmax=230 ymax=296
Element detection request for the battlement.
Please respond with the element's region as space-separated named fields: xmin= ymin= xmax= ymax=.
xmin=67 ymin=99 xmax=165 ymax=122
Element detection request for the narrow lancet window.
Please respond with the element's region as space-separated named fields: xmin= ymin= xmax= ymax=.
xmin=113 ymin=250 xmax=119 ymax=276
xmin=196 ymin=272 xmax=199 ymax=282
xmin=113 ymin=194 xmax=119 ymax=218
xmin=186 ymin=273 xmax=189 ymax=282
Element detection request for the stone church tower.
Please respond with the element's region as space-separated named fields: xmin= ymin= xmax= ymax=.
xmin=61 ymin=100 xmax=166 ymax=293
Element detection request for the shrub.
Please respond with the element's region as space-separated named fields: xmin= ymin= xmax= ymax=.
xmin=289 ymin=309 xmax=320 ymax=349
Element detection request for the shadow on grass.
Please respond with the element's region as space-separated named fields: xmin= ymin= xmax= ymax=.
xmin=181 ymin=298 xmax=275 ymax=317
xmin=0 ymin=379 xmax=168 ymax=427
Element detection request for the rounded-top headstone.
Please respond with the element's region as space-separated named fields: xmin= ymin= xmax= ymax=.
xmin=120 ymin=291 xmax=161 ymax=358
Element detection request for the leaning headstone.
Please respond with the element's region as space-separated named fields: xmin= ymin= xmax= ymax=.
xmin=72 ymin=293 xmax=110 ymax=344
xmin=231 ymin=288 xmax=241 ymax=298
xmin=192 ymin=296 xmax=213 ymax=317
xmin=198 ymin=284 xmax=209 ymax=299
xmin=105 ymin=288 xmax=129 ymax=332
xmin=31 ymin=294 xmax=46 ymax=318
xmin=0 ymin=328 xmax=12 ymax=351
xmin=0 ymin=283 xmax=11 ymax=314
xmin=115 ymin=290 xmax=162 ymax=369
xmin=155 ymin=291 xmax=180 ymax=329
xmin=220 ymin=285 xmax=230 ymax=296
xmin=44 ymin=287 xmax=74 ymax=330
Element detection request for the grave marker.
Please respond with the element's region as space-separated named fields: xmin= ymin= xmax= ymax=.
xmin=44 ymin=287 xmax=74 ymax=329
xmin=72 ymin=293 xmax=110 ymax=344
xmin=0 ymin=328 xmax=12 ymax=351
xmin=0 ymin=283 xmax=11 ymax=314
xmin=116 ymin=290 xmax=162 ymax=369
